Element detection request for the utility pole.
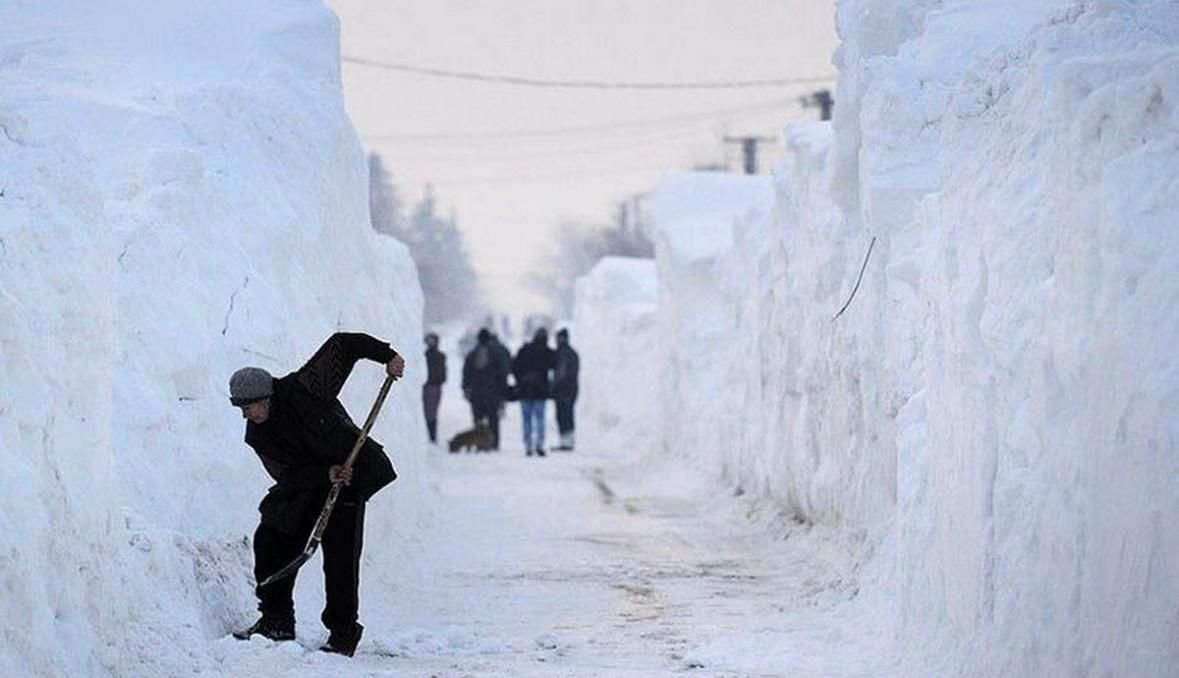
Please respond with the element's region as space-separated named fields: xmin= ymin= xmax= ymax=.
xmin=614 ymin=201 xmax=629 ymax=231
xmin=724 ymin=135 xmax=775 ymax=175
xmin=614 ymin=193 xmax=645 ymax=232
xmin=629 ymin=193 xmax=643 ymax=232
xmin=801 ymin=89 xmax=834 ymax=121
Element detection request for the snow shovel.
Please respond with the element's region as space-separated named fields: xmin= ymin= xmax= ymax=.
xmin=258 ymin=374 xmax=395 ymax=588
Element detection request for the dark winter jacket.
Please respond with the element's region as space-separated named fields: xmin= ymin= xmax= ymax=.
xmin=244 ymin=332 xmax=399 ymax=535
xmin=462 ymin=341 xmax=507 ymax=407
xmin=552 ymin=344 xmax=579 ymax=401
xmin=489 ymin=338 xmax=512 ymax=383
xmin=512 ymin=340 xmax=555 ymax=400
xmin=425 ymin=347 xmax=446 ymax=385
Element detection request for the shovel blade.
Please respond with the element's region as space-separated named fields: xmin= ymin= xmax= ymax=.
xmin=258 ymin=541 xmax=319 ymax=587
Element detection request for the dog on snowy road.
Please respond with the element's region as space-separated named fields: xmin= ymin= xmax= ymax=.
xmin=448 ymin=425 xmax=494 ymax=453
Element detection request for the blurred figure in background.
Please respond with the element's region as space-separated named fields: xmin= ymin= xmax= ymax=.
xmin=513 ymin=328 xmax=555 ymax=457
xmin=488 ymin=330 xmax=513 ymax=424
xmin=422 ymin=332 xmax=446 ymax=444
xmin=552 ymin=328 xmax=580 ymax=451
xmin=462 ymin=328 xmax=507 ymax=449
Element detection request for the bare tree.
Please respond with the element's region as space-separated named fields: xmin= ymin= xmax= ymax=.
xmin=368 ymin=154 xmax=405 ymax=238
xmin=527 ymin=204 xmax=654 ymax=317
xmin=368 ymin=154 xmax=482 ymax=323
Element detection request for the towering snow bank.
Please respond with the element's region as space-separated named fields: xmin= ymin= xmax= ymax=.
xmin=646 ymin=173 xmax=774 ymax=481
xmin=572 ymin=257 xmax=658 ymax=453
xmin=644 ymin=156 xmax=893 ymax=529
xmin=0 ymin=1 xmax=425 ymax=675
xmin=835 ymin=2 xmax=1179 ymax=675
xmin=642 ymin=1 xmax=1178 ymax=674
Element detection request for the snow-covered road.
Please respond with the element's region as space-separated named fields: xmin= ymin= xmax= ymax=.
xmin=215 ymin=440 xmax=896 ymax=677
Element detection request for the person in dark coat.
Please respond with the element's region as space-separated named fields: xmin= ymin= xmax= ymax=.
xmin=230 ymin=332 xmax=405 ymax=657
xmin=462 ymin=328 xmax=507 ymax=449
xmin=488 ymin=331 xmax=513 ymax=419
xmin=422 ymin=332 xmax=446 ymax=444
xmin=512 ymin=328 xmax=555 ymax=456
xmin=552 ymin=328 xmax=580 ymax=451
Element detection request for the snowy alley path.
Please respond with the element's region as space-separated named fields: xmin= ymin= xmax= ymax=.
xmin=215 ymin=440 xmax=897 ymax=677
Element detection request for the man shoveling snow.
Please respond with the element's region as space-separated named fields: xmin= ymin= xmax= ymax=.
xmin=228 ymin=332 xmax=406 ymax=657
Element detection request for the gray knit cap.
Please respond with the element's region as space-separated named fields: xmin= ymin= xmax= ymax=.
xmin=229 ymin=367 xmax=274 ymax=406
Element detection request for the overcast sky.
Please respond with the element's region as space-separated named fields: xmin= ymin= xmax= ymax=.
xmin=325 ymin=0 xmax=839 ymax=319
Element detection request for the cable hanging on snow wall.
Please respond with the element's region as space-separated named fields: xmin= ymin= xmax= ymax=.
xmin=831 ymin=236 xmax=877 ymax=322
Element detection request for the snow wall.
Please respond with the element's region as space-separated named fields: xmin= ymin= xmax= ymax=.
xmin=0 ymin=2 xmax=427 ymax=675
xmin=630 ymin=1 xmax=1179 ymax=676
xmin=572 ymin=256 xmax=658 ymax=454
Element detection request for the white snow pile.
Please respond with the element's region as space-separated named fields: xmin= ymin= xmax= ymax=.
xmin=579 ymin=1 xmax=1179 ymax=675
xmin=0 ymin=1 xmax=426 ymax=676
xmin=572 ymin=256 xmax=658 ymax=453
xmin=646 ymin=172 xmax=780 ymax=492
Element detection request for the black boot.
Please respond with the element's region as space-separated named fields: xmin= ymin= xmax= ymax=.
xmin=320 ymin=622 xmax=364 ymax=657
xmin=233 ymin=613 xmax=295 ymax=641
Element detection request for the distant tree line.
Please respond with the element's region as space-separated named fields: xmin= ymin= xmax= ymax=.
xmin=526 ymin=200 xmax=654 ymax=318
xmin=368 ymin=154 xmax=482 ymax=324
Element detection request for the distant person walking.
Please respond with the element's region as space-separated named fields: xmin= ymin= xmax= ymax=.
xmin=552 ymin=328 xmax=580 ymax=451
xmin=462 ymin=328 xmax=507 ymax=449
xmin=513 ymin=328 xmax=555 ymax=456
xmin=422 ymin=332 xmax=446 ymax=444
xmin=229 ymin=332 xmax=405 ymax=657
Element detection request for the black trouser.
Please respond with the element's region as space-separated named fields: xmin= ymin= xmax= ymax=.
xmin=422 ymin=383 xmax=442 ymax=442
xmin=253 ymin=499 xmax=366 ymax=632
xmin=470 ymin=398 xmax=501 ymax=448
xmin=555 ymin=397 xmax=576 ymax=435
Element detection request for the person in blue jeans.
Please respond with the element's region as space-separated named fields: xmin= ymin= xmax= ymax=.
xmin=512 ymin=328 xmax=555 ymax=456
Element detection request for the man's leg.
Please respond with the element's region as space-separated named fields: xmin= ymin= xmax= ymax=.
xmin=534 ymin=399 xmax=547 ymax=454
xmin=320 ymin=499 xmax=365 ymax=655
xmin=521 ymin=400 xmax=534 ymax=454
xmin=423 ymin=384 xmax=441 ymax=443
xmin=555 ymin=398 xmax=573 ymax=449
xmin=488 ymin=401 xmax=501 ymax=450
xmin=432 ymin=384 xmax=442 ymax=442
xmin=471 ymin=400 xmax=491 ymax=450
xmin=235 ymin=522 xmax=300 ymax=640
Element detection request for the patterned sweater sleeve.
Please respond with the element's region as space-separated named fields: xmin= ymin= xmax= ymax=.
xmin=294 ymin=332 xmax=398 ymax=401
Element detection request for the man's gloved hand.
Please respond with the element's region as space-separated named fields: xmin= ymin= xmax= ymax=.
xmin=328 ymin=464 xmax=353 ymax=486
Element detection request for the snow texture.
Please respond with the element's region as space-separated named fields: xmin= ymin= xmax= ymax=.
xmin=3 ymin=0 xmax=1178 ymax=675
xmin=573 ymin=256 xmax=658 ymax=454
xmin=624 ymin=1 xmax=1179 ymax=675
xmin=0 ymin=2 xmax=426 ymax=676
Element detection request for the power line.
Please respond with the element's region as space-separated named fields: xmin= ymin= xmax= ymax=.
xmin=374 ymin=127 xmax=707 ymax=162
xmin=363 ymin=96 xmax=801 ymax=144
xmin=424 ymin=161 xmax=682 ymax=188
xmin=342 ymin=55 xmax=833 ymax=91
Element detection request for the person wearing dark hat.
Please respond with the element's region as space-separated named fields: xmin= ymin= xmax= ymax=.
xmin=461 ymin=328 xmax=507 ymax=449
xmin=512 ymin=328 xmax=556 ymax=456
xmin=230 ymin=332 xmax=405 ymax=657
xmin=551 ymin=328 xmax=580 ymax=451
xmin=422 ymin=332 xmax=446 ymax=444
